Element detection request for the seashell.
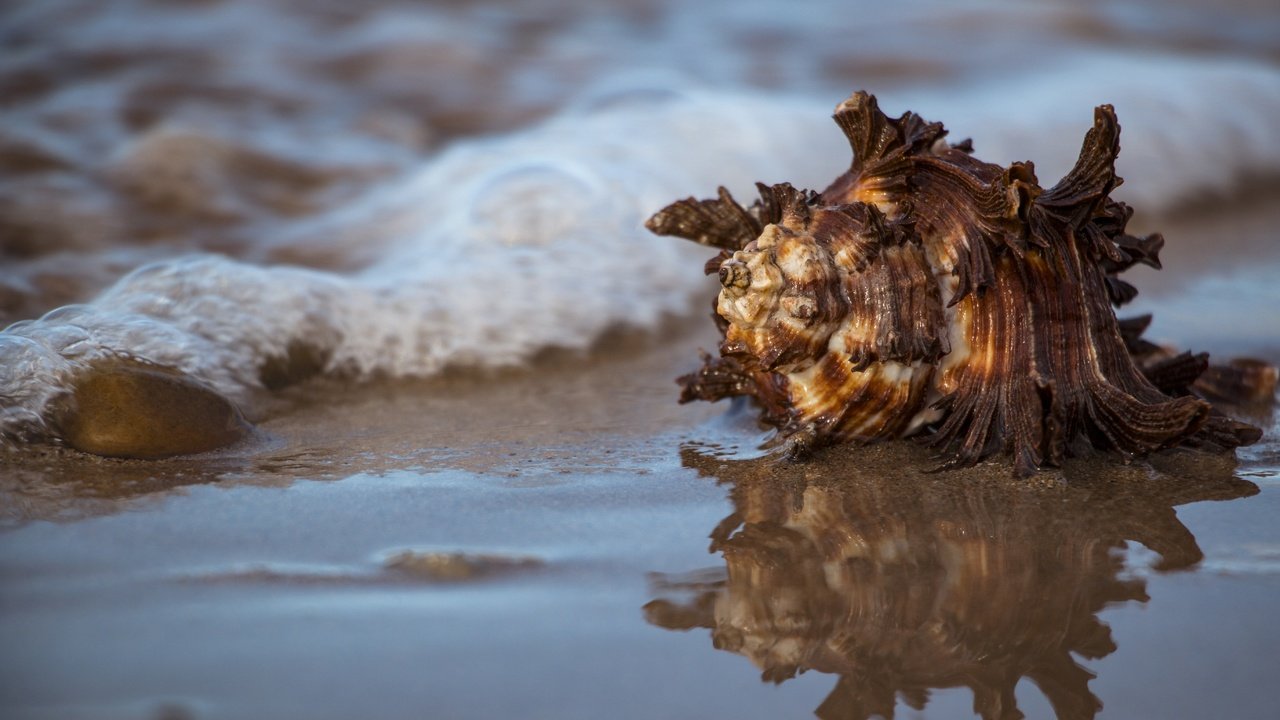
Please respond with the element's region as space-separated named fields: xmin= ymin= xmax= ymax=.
xmin=647 ymin=91 xmax=1265 ymax=475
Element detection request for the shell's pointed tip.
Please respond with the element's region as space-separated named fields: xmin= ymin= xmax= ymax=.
xmin=834 ymin=90 xmax=873 ymax=114
xmin=1236 ymin=423 xmax=1265 ymax=446
xmin=1141 ymin=233 xmax=1164 ymax=269
xmin=1093 ymin=104 xmax=1120 ymax=135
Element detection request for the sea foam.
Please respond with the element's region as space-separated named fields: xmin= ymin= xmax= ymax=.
xmin=3 ymin=55 xmax=1279 ymax=442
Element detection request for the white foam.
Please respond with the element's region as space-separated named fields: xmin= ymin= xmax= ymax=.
xmin=4 ymin=56 xmax=1280 ymax=442
xmin=888 ymin=53 xmax=1280 ymax=208
xmin=0 ymin=89 xmax=840 ymax=439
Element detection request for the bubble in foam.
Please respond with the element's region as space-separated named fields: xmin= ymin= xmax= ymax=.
xmin=466 ymin=161 xmax=602 ymax=249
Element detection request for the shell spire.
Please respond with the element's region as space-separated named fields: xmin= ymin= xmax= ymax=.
xmin=647 ymin=91 xmax=1265 ymax=476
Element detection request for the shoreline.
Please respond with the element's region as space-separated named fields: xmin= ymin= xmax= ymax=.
xmin=4 ymin=190 xmax=1279 ymax=527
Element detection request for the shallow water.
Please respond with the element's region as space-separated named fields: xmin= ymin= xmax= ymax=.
xmin=2 ymin=0 xmax=1280 ymax=718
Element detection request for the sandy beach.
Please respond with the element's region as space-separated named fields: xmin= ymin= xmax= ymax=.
xmin=3 ymin=1 xmax=1280 ymax=718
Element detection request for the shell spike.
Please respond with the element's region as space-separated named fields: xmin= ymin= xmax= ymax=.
xmin=830 ymin=91 xmax=946 ymax=165
xmin=644 ymin=185 xmax=761 ymax=249
xmin=832 ymin=91 xmax=895 ymax=170
xmin=754 ymin=182 xmax=815 ymax=226
xmin=1035 ymin=105 xmax=1122 ymax=227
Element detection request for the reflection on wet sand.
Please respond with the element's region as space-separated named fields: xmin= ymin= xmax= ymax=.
xmin=0 ymin=322 xmax=718 ymax=528
xmin=645 ymin=442 xmax=1258 ymax=719
xmin=0 ymin=447 xmax=285 ymax=528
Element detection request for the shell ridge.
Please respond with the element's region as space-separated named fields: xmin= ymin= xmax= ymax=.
xmin=929 ymin=255 xmax=1045 ymax=473
xmin=905 ymin=155 xmax=1031 ymax=305
xmin=1066 ymin=237 xmax=1210 ymax=454
xmin=835 ymin=238 xmax=947 ymax=368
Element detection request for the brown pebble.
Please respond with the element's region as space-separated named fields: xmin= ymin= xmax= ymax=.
xmin=57 ymin=360 xmax=251 ymax=459
xmin=383 ymin=551 xmax=543 ymax=581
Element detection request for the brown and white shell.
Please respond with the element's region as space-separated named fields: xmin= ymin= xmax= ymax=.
xmin=646 ymin=91 xmax=1264 ymax=475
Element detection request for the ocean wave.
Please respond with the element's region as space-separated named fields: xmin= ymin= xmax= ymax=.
xmin=3 ymin=55 xmax=1280 ymax=444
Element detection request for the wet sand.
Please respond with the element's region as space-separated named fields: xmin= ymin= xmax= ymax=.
xmin=2 ymin=197 xmax=1279 ymax=719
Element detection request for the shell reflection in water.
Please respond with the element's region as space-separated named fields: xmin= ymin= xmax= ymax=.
xmin=647 ymin=92 xmax=1267 ymax=475
xmin=644 ymin=444 xmax=1259 ymax=720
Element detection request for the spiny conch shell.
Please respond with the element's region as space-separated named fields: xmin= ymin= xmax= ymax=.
xmin=646 ymin=91 xmax=1265 ymax=476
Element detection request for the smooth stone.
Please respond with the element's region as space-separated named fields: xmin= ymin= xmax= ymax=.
xmin=57 ymin=360 xmax=251 ymax=459
xmin=382 ymin=551 xmax=543 ymax=581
